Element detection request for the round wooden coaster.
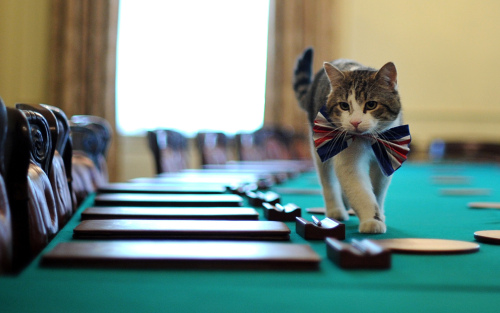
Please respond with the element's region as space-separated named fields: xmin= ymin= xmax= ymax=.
xmin=374 ymin=238 xmax=480 ymax=255
xmin=468 ymin=202 xmax=500 ymax=209
xmin=474 ymin=230 xmax=500 ymax=244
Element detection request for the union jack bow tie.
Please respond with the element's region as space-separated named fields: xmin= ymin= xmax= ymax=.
xmin=313 ymin=106 xmax=411 ymax=176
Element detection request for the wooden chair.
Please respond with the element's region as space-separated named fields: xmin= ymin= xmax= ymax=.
xmin=196 ymin=132 xmax=229 ymax=165
xmin=147 ymin=129 xmax=188 ymax=174
xmin=236 ymin=127 xmax=294 ymax=161
xmin=70 ymin=124 xmax=105 ymax=205
xmin=17 ymin=104 xmax=74 ymax=229
xmin=0 ymin=97 xmax=13 ymax=274
xmin=428 ymin=139 xmax=500 ymax=162
xmin=70 ymin=115 xmax=111 ymax=204
xmin=289 ymin=133 xmax=312 ymax=160
xmin=5 ymin=106 xmax=57 ymax=272
xmin=42 ymin=105 xmax=74 ymax=215
xmin=236 ymin=127 xmax=312 ymax=161
xmin=71 ymin=115 xmax=112 ymax=181
xmin=234 ymin=132 xmax=265 ymax=161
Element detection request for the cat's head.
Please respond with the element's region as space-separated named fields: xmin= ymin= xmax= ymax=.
xmin=323 ymin=62 xmax=401 ymax=135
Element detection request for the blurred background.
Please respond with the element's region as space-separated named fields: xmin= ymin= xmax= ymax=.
xmin=1 ymin=0 xmax=499 ymax=182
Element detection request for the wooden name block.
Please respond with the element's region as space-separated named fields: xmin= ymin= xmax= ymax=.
xmin=295 ymin=216 xmax=345 ymax=240
xmin=326 ymin=238 xmax=391 ymax=269
xmin=246 ymin=190 xmax=280 ymax=207
xmin=262 ymin=203 xmax=301 ymax=221
xmin=229 ymin=183 xmax=258 ymax=195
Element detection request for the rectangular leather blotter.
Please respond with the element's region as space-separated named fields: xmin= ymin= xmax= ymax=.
xmin=129 ymin=172 xmax=274 ymax=188
xmin=73 ymin=219 xmax=290 ymax=240
xmin=81 ymin=207 xmax=259 ymax=221
xmin=41 ymin=241 xmax=320 ymax=270
xmin=97 ymin=182 xmax=227 ymax=194
xmin=93 ymin=193 xmax=244 ymax=207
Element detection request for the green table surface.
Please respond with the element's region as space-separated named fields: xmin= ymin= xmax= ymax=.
xmin=1 ymin=162 xmax=500 ymax=313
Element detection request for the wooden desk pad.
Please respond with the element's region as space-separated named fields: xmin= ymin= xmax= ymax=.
xmin=41 ymin=241 xmax=320 ymax=270
xmin=439 ymin=188 xmax=492 ymax=196
xmin=474 ymin=230 xmax=500 ymax=244
xmin=468 ymin=202 xmax=500 ymax=209
xmin=97 ymin=183 xmax=227 ymax=194
xmin=93 ymin=193 xmax=244 ymax=207
xmin=73 ymin=220 xmax=291 ymax=240
xmin=130 ymin=172 xmax=273 ymax=186
xmin=81 ymin=207 xmax=259 ymax=221
xmin=374 ymin=238 xmax=480 ymax=254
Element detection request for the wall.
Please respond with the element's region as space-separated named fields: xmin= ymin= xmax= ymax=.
xmin=117 ymin=135 xmax=156 ymax=181
xmin=334 ymin=0 xmax=500 ymax=149
xmin=2 ymin=1 xmax=500 ymax=182
xmin=124 ymin=0 xmax=500 ymax=177
xmin=0 ymin=0 xmax=51 ymax=107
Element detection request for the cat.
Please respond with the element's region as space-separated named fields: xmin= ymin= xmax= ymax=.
xmin=293 ymin=47 xmax=409 ymax=234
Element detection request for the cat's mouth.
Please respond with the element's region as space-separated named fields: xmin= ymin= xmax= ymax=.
xmin=347 ymin=129 xmax=370 ymax=136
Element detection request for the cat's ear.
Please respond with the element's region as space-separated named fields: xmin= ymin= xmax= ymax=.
xmin=375 ymin=62 xmax=398 ymax=90
xmin=324 ymin=63 xmax=344 ymax=88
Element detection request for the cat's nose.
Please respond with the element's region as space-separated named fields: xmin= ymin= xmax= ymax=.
xmin=350 ymin=120 xmax=362 ymax=128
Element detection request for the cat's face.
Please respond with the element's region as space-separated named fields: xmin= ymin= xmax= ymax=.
xmin=323 ymin=62 xmax=401 ymax=135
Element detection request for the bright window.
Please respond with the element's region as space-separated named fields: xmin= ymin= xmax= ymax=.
xmin=116 ymin=0 xmax=270 ymax=136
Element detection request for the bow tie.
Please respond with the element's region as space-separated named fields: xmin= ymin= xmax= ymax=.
xmin=313 ymin=105 xmax=411 ymax=176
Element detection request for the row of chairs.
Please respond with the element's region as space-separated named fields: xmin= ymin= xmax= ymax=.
xmin=428 ymin=139 xmax=500 ymax=163
xmin=147 ymin=127 xmax=312 ymax=174
xmin=0 ymin=98 xmax=110 ymax=274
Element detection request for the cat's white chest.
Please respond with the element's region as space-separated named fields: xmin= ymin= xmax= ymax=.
xmin=336 ymin=137 xmax=374 ymax=162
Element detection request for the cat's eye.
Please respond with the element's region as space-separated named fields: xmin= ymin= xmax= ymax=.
xmin=365 ymin=101 xmax=378 ymax=110
xmin=338 ymin=102 xmax=350 ymax=111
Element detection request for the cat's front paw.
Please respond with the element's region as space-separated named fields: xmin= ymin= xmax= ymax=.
xmin=326 ymin=207 xmax=349 ymax=221
xmin=359 ymin=219 xmax=386 ymax=234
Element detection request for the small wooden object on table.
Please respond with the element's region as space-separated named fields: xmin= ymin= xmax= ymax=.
xmin=295 ymin=216 xmax=345 ymax=240
xmin=262 ymin=203 xmax=301 ymax=221
xmin=326 ymin=238 xmax=391 ymax=269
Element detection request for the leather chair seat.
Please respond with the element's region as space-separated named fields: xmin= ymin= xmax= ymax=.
xmin=27 ymin=163 xmax=57 ymax=255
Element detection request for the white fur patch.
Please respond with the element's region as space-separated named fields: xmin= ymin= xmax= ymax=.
xmin=345 ymin=89 xmax=373 ymax=133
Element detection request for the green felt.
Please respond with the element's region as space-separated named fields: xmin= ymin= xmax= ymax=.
xmin=1 ymin=162 xmax=500 ymax=313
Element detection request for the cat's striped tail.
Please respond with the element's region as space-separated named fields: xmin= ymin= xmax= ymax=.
xmin=293 ymin=47 xmax=314 ymax=110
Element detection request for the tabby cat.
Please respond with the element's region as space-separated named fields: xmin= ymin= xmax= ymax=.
xmin=293 ymin=47 xmax=409 ymax=234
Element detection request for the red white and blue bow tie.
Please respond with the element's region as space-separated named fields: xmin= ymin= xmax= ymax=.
xmin=313 ymin=106 xmax=411 ymax=176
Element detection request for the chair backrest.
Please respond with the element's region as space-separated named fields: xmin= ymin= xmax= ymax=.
xmin=69 ymin=121 xmax=107 ymax=205
xmin=234 ymin=132 xmax=263 ymax=161
xmin=42 ymin=105 xmax=72 ymax=193
xmin=0 ymin=97 xmax=13 ymax=274
xmin=17 ymin=104 xmax=74 ymax=228
xmin=5 ymin=106 xmax=57 ymax=272
xmin=196 ymin=132 xmax=229 ymax=165
xmin=147 ymin=129 xmax=188 ymax=174
xmin=429 ymin=139 xmax=500 ymax=162
xmin=236 ymin=127 xmax=294 ymax=161
xmin=70 ymin=115 xmax=111 ymax=181
xmin=289 ymin=133 xmax=312 ymax=160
